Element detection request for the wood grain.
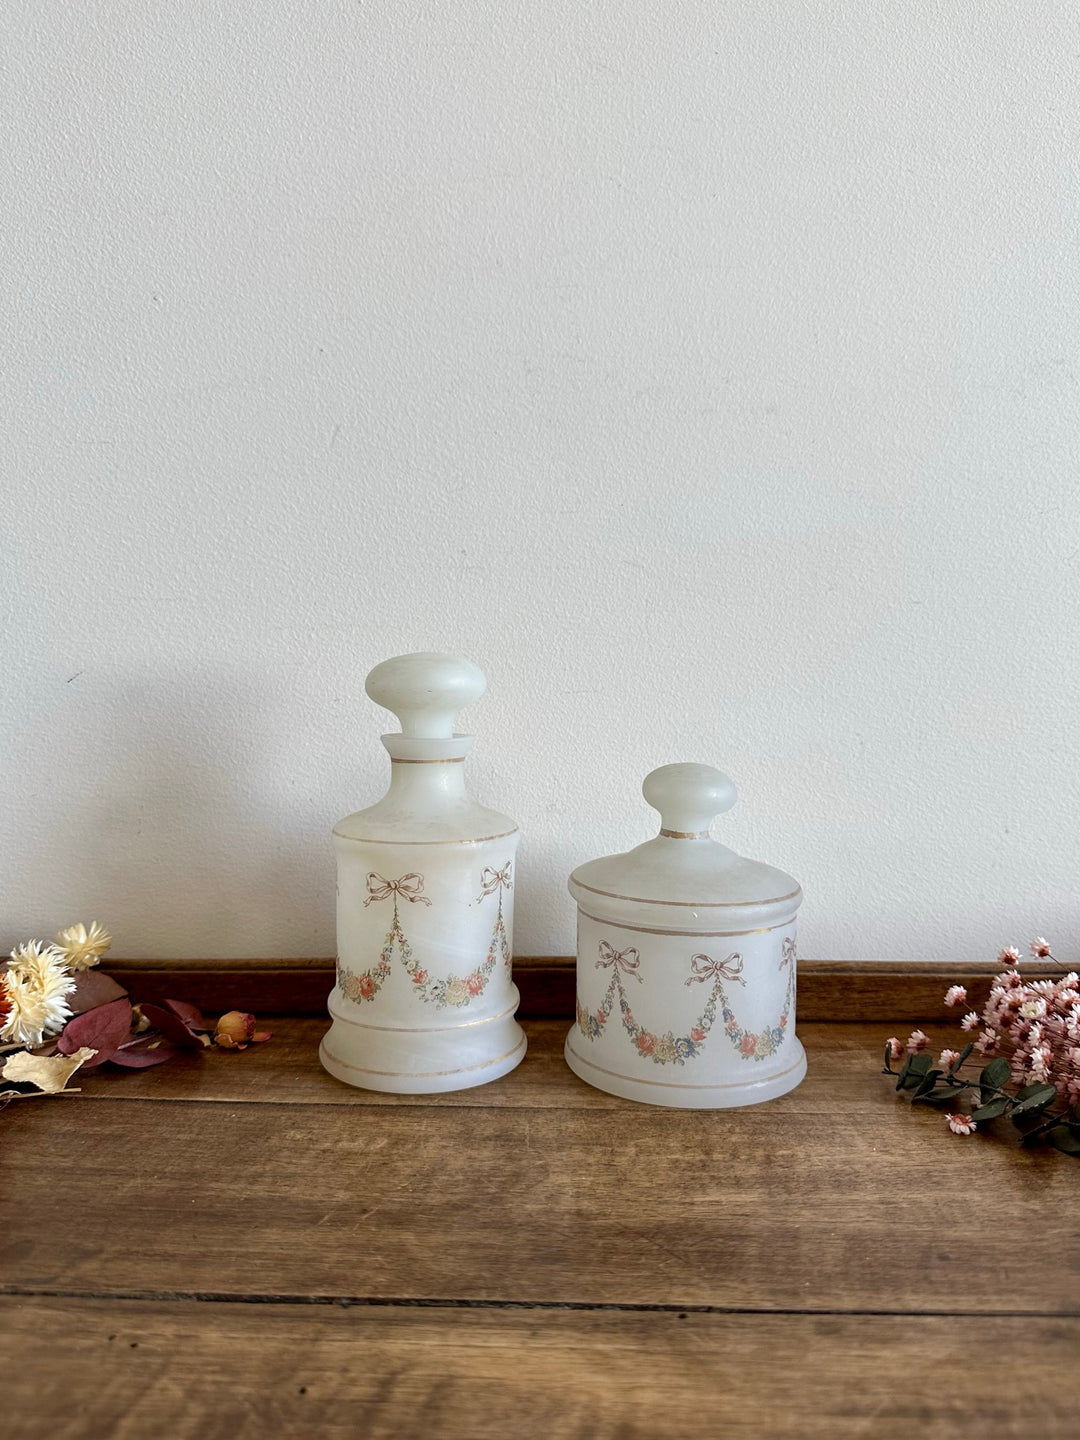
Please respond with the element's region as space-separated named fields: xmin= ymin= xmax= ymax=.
xmin=4 ymin=1297 xmax=1075 ymax=1440
xmin=65 ymin=1017 xmax=949 ymax=1111
xmin=3 ymin=1022 xmax=1075 ymax=1315
xmin=104 ymin=956 xmax=1056 ymax=1021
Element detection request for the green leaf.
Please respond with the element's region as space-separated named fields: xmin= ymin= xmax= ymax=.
xmin=883 ymin=1042 xmax=896 ymax=1071
xmin=1010 ymin=1084 xmax=1058 ymax=1117
xmin=971 ymin=1097 xmax=1010 ymax=1122
xmin=954 ymin=1042 xmax=975 ymax=1069
xmin=913 ymin=1069 xmax=943 ymax=1098
xmin=980 ymin=1058 xmax=1011 ymax=1093
xmin=913 ymin=1087 xmax=960 ymax=1106
xmin=1018 ymin=1113 xmax=1063 ymax=1143
xmin=896 ymin=1053 xmax=931 ymax=1090
xmin=1046 ymin=1126 xmax=1080 ymax=1156
xmin=901 ymin=1054 xmax=933 ymax=1090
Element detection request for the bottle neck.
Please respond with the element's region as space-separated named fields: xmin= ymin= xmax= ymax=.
xmin=384 ymin=757 xmax=469 ymax=807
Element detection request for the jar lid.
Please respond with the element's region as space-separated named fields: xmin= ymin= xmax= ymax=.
xmin=569 ymin=764 xmax=801 ymax=931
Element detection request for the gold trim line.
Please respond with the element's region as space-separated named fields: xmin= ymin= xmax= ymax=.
xmin=390 ymin=757 xmax=466 ymax=765
xmin=659 ymin=828 xmax=710 ymax=839
xmin=332 ymin=827 xmax=519 ymax=846
xmin=575 ymin=906 xmax=793 ymax=938
xmin=571 ymin=878 xmax=802 ymax=909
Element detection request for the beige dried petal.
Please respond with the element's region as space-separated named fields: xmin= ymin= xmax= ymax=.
xmin=2 ymin=1046 xmax=97 ymax=1093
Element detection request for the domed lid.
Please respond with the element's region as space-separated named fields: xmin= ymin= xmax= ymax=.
xmin=569 ymin=763 xmax=801 ymax=917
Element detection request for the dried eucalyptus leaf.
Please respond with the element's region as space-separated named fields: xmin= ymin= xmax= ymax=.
xmin=913 ymin=1068 xmax=943 ymax=1097
xmin=67 ymin=970 xmax=128 ymax=1015
xmin=109 ymin=1036 xmax=177 ymax=1068
xmin=980 ymin=1058 xmax=1011 ymax=1092
xmin=2 ymin=1046 xmax=97 ymax=1093
xmin=1046 ymin=1125 xmax=1080 ymax=1156
xmin=58 ymin=998 xmax=134 ymax=1067
xmin=162 ymin=998 xmax=209 ymax=1032
xmin=971 ymin=1097 xmax=1010 ymax=1122
xmin=912 ymin=1087 xmax=958 ymax=1106
xmin=1019 ymin=1113 xmax=1062 ymax=1143
xmin=1011 ymin=1084 xmax=1058 ymax=1117
xmin=139 ymin=1003 xmax=206 ymax=1050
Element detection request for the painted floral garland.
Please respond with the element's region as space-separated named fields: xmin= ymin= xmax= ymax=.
xmin=575 ymin=935 xmax=796 ymax=1066
xmin=337 ymin=872 xmax=429 ymax=1005
xmin=337 ymin=864 xmax=513 ymax=1012
xmin=719 ymin=936 xmax=796 ymax=1061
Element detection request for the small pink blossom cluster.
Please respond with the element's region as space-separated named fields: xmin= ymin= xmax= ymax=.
xmin=972 ymin=944 xmax=1080 ymax=1105
xmin=884 ymin=937 xmax=1080 ymax=1145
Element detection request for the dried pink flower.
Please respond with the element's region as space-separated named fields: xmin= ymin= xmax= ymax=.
xmin=976 ymin=1028 xmax=998 ymax=1055
xmin=886 ymin=1037 xmax=904 ymax=1062
xmin=944 ymin=986 xmax=968 ymax=1008
xmin=961 ymin=1012 xmax=980 ymax=1031
xmin=906 ymin=1029 xmax=929 ymax=1054
xmin=939 ymin=1049 xmax=961 ymax=1071
xmin=998 ymin=946 xmax=1022 ymax=967
xmin=214 ymin=1010 xmax=256 ymax=1050
xmin=1030 ymin=1045 xmax=1054 ymax=1082
xmin=1030 ymin=937 xmax=1053 ymax=958
xmin=946 ymin=1113 xmax=976 ymax=1135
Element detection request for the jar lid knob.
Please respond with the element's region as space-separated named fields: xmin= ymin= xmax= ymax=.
xmin=365 ymin=652 xmax=486 ymax=738
xmin=642 ymin=763 xmax=737 ymax=837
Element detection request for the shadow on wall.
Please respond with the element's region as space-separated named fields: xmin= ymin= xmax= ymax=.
xmin=13 ymin=671 xmax=358 ymax=959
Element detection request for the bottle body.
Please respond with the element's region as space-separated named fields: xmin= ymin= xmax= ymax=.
xmin=321 ymin=828 xmax=525 ymax=1093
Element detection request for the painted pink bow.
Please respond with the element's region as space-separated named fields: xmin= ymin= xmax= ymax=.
xmin=596 ymin=941 xmax=642 ymax=980
xmin=686 ymin=952 xmax=745 ymax=987
xmin=364 ymin=872 xmax=432 ymax=906
xmin=477 ymin=863 xmax=513 ymax=899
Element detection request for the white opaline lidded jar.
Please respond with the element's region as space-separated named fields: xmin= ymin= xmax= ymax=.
xmin=320 ymin=653 xmax=525 ymax=1094
xmin=564 ymin=763 xmax=805 ymax=1109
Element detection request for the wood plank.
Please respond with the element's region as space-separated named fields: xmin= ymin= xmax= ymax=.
xmin=4 ymin=1297 xmax=1077 ymax=1440
xmin=104 ymin=956 xmax=1058 ymax=1021
xmin=2 ymin=1028 xmax=1075 ymax=1313
xmin=65 ymin=1017 xmax=944 ymax=1111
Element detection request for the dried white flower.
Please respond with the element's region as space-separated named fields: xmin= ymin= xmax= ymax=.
xmin=54 ymin=921 xmax=112 ymax=972
xmin=1 ymin=942 xmax=77 ymax=1047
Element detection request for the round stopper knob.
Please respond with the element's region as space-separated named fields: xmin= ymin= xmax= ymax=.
xmin=642 ymin=763 xmax=737 ymax=836
xmin=365 ymin=653 xmax=486 ymax=738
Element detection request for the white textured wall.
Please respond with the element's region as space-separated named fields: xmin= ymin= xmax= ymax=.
xmin=4 ymin=3 xmax=1080 ymax=962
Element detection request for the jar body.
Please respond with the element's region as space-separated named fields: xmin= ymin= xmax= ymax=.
xmin=320 ymin=830 xmax=524 ymax=1093
xmin=564 ymin=896 xmax=805 ymax=1108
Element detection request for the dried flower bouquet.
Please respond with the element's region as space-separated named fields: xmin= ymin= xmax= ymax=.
xmin=883 ymin=939 xmax=1080 ymax=1155
xmin=1 ymin=922 xmax=270 ymax=1106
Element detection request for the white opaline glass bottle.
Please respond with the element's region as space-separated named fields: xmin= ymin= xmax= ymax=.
xmin=564 ymin=763 xmax=805 ymax=1108
xmin=320 ymin=653 xmax=526 ymax=1093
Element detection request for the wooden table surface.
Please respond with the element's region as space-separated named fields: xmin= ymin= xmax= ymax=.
xmin=3 ymin=1017 xmax=1077 ymax=1438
